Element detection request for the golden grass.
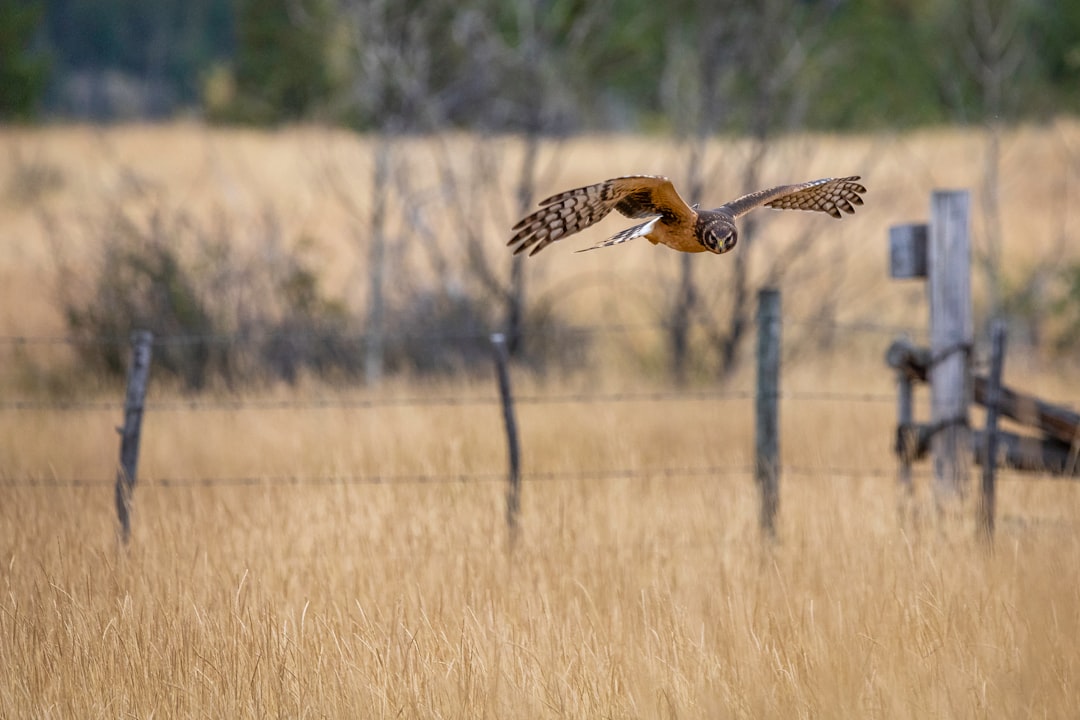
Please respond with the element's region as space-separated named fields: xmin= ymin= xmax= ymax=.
xmin=4 ymin=377 xmax=1080 ymax=717
xmin=5 ymin=440 xmax=1080 ymax=717
xmin=3 ymin=122 xmax=1080 ymax=717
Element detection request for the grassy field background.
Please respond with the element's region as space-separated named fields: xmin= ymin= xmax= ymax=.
xmin=2 ymin=121 xmax=1080 ymax=717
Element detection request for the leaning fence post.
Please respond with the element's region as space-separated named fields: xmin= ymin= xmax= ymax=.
xmin=491 ymin=333 xmax=521 ymax=543
xmin=980 ymin=320 xmax=1007 ymax=542
xmin=115 ymin=330 xmax=153 ymax=545
xmin=755 ymin=289 xmax=781 ymax=538
xmin=929 ymin=190 xmax=972 ymax=515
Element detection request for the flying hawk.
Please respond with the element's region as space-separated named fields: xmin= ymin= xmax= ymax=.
xmin=508 ymin=175 xmax=866 ymax=256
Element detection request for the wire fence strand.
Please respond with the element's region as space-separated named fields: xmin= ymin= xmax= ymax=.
xmin=0 ymin=316 xmax=926 ymax=349
xmin=0 ymin=464 xmax=942 ymax=489
xmin=14 ymin=465 xmax=1074 ymax=491
xmin=0 ymin=388 xmax=902 ymax=413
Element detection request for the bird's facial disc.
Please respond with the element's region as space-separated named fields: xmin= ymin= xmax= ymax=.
xmin=706 ymin=227 xmax=736 ymax=254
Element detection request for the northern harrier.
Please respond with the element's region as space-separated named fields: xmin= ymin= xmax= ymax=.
xmin=508 ymin=175 xmax=866 ymax=256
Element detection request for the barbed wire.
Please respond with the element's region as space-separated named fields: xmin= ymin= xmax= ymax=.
xmin=0 ymin=317 xmax=925 ymax=349
xmin=2 ymin=465 xmax=757 ymax=489
xmin=14 ymin=467 xmax=1078 ymax=490
xmin=0 ymin=387 xmax=901 ymax=413
xmin=9 ymin=465 xmax=1069 ymax=491
xmin=20 ymin=465 xmax=1073 ymax=489
xmin=2 ymin=464 xmax=942 ymax=489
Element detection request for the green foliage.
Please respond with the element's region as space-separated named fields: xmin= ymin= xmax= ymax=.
xmin=27 ymin=0 xmax=1080 ymax=128
xmin=227 ymin=0 xmax=335 ymax=123
xmin=806 ymin=0 xmax=949 ymax=128
xmin=0 ymin=0 xmax=50 ymax=120
xmin=42 ymin=0 xmax=233 ymax=115
xmin=1032 ymin=0 xmax=1080 ymax=114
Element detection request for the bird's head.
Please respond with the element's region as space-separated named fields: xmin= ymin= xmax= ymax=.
xmin=698 ymin=214 xmax=738 ymax=254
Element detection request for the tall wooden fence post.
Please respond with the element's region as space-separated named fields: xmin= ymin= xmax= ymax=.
xmin=755 ymin=289 xmax=781 ymax=538
xmin=491 ymin=333 xmax=521 ymax=544
xmin=929 ymin=190 xmax=972 ymax=515
xmin=115 ymin=330 xmax=153 ymax=545
xmin=980 ymin=320 xmax=1007 ymax=541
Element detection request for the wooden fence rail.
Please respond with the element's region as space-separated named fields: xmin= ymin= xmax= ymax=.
xmin=886 ymin=338 xmax=1080 ymax=445
xmin=888 ymin=189 xmax=1080 ymax=537
xmin=888 ymin=336 xmax=1079 ymax=479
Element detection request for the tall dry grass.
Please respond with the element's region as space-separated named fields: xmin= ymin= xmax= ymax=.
xmin=2 ymin=122 xmax=1080 ymax=717
xmin=4 ymin=411 xmax=1080 ymax=717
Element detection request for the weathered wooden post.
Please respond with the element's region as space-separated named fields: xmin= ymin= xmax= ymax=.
xmin=755 ymin=289 xmax=781 ymax=538
xmin=896 ymin=367 xmax=915 ymax=518
xmin=115 ymin=330 xmax=153 ymax=544
xmin=980 ymin=320 xmax=1007 ymax=541
xmin=929 ymin=190 xmax=972 ymax=514
xmin=491 ymin=333 xmax=521 ymax=543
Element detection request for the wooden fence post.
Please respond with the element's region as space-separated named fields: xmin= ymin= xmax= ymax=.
xmin=491 ymin=333 xmax=521 ymax=543
xmin=896 ymin=366 xmax=915 ymax=521
xmin=115 ymin=330 xmax=153 ymax=545
xmin=755 ymin=289 xmax=781 ymax=538
xmin=980 ymin=320 xmax=1007 ymax=541
xmin=929 ymin=190 xmax=972 ymax=514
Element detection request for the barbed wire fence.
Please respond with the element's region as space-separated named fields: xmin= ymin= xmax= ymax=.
xmin=0 ymin=296 xmax=941 ymax=543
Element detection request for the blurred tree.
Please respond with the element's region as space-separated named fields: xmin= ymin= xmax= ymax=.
xmin=230 ymin=0 xmax=335 ymax=122
xmin=14 ymin=0 xmax=1079 ymax=127
xmin=1035 ymin=0 xmax=1080 ymax=113
xmin=808 ymin=0 xmax=948 ymax=128
xmin=42 ymin=0 xmax=232 ymax=117
xmin=657 ymin=0 xmax=841 ymax=380
xmin=0 ymin=0 xmax=50 ymax=120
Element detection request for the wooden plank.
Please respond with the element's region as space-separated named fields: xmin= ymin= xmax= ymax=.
xmin=889 ymin=223 xmax=929 ymax=279
xmin=976 ymin=430 xmax=1080 ymax=477
xmin=897 ymin=422 xmax=1080 ymax=478
xmin=977 ymin=382 xmax=1080 ymax=446
xmin=929 ymin=190 xmax=972 ymax=504
xmin=755 ymin=288 xmax=781 ymax=538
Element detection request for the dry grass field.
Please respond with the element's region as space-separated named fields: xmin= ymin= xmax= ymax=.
xmin=2 ymin=121 xmax=1080 ymax=718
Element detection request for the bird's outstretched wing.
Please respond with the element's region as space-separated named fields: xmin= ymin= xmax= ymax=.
xmin=721 ymin=176 xmax=866 ymax=219
xmin=508 ymin=175 xmax=696 ymax=256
